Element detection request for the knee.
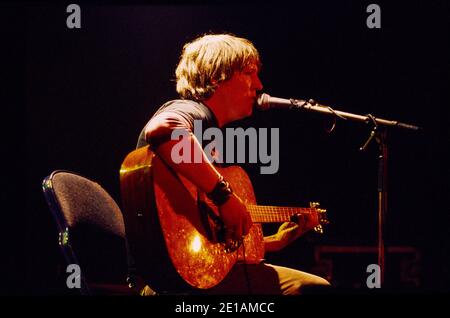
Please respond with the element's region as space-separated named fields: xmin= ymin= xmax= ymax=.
xmin=299 ymin=276 xmax=332 ymax=294
xmin=140 ymin=285 xmax=157 ymax=296
xmin=313 ymin=276 xmax=331 ymax=286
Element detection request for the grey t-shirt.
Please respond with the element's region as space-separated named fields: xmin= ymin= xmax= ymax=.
xmin=136 ymin=99 xmax=218 ymax=149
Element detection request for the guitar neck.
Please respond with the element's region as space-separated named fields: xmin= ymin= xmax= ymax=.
xmin=247 ymin=205 xmax=315 ymax=223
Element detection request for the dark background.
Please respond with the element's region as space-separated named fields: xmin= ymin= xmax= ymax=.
xmin=14 ymin=1 xmax=450 ymax=294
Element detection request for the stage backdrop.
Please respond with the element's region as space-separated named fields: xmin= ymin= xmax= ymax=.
xmin=22 ymin=2 xmax=449 ymax=294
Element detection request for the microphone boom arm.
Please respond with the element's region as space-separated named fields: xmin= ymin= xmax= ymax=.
xmin=290 ymin=99 xmax=421 ymax=131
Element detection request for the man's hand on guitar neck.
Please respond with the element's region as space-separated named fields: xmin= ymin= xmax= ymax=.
xmin=264 ymin=214 xmax=316 ymax=253
xmin=219 ymin=193 xmax=253 ymax=245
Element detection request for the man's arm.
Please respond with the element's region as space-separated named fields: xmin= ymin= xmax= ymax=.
xmin=264 ymin=215 xmax=316 ymax=253
xmin=145 ymin=118 xmax=252 ymax=242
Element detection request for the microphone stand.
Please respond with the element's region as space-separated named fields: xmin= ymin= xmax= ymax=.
xmin=360 ymin=117 xmax=388 ymax=286
xmin=289 ymin=98 xmax=420 ymax=288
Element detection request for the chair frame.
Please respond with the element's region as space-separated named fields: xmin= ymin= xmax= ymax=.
xmin=42 ymin=170 xmax=123 ymax=295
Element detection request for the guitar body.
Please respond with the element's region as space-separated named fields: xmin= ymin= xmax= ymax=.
xmin=120 ymin=146 xmax=264 ymax=291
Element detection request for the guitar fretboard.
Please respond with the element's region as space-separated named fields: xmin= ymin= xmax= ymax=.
xmin=247 ymin=205 xmax=315 ymax=223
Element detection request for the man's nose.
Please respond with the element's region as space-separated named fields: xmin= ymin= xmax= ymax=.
xmin=253 ymin=74 xmax=263 ymax=91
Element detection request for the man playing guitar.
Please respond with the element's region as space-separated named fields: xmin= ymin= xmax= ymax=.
xmin=125 ymin=33 xmax=330 ymax=295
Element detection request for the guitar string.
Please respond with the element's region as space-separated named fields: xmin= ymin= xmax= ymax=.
xmin=247 ymin=206 xmax=313 ymax=223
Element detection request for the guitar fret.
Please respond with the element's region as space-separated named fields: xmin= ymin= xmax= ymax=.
xmin=247 ymin=204 xmax=314 ymax=223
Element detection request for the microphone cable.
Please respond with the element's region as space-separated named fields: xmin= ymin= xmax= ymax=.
xmin=241 ymin=239 xmax=253 ymax=295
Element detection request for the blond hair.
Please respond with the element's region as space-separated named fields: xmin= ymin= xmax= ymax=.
xmin=175 ymin=33 xmax=260 ymax=101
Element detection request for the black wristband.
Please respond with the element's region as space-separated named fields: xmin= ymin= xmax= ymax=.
xmin=207 ymin=176 xmax=233 ymax=206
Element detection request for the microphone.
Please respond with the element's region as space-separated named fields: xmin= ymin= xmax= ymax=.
xmin=256 ymin=93 xmax=308 ymax=111
xmin=256 ymin=93 xmax=421 ymax=131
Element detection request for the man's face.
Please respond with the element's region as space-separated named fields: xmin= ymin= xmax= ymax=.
xmin=217 ymin=62 xmax=263 ymax=121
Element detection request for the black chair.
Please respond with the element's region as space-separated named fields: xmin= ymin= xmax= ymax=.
xmin=42 ymin=170 xmax=138 ymax=295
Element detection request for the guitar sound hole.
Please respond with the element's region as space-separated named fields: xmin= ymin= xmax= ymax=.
xmin=198 ymin=199 xmax=226 ymax=243
xmin=197 ymin=195 xmax=243 ymax=253
xmin=224 ymin=238 xmax=243 ymax=253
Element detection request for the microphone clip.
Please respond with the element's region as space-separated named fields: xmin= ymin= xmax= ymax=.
xmin=290 ymin=98 xmax=308 ymax=109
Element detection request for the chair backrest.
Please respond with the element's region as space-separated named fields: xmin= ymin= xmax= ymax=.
xmin=42 ymin=170 xmax=129 ymax=295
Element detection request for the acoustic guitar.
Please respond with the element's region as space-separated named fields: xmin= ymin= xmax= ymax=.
xmin=120 ymin=146 xmax=328 ymax=291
